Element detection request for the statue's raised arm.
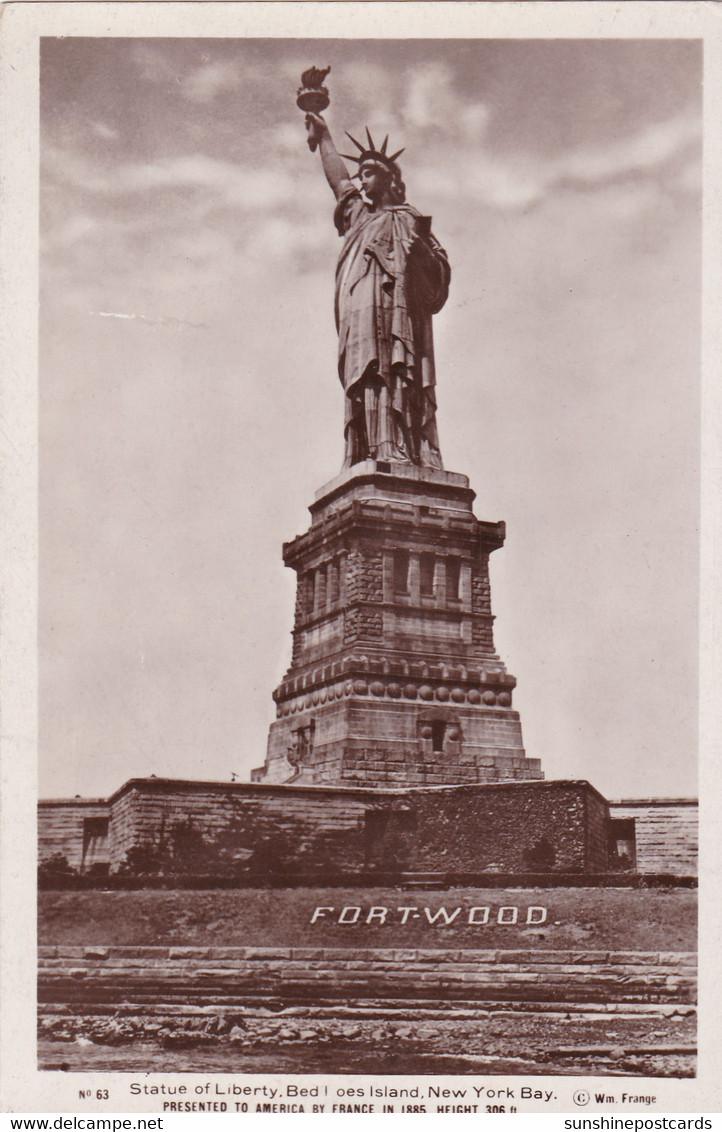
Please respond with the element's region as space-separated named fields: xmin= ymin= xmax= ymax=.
xmin=304 ymin=113 xmax=351 ymax=201
xmin=298 ymin=69 xmax=450 ymax=471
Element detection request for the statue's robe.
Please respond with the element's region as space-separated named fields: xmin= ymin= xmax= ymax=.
xmin=334 ymin=179 xmax=450 ymax=469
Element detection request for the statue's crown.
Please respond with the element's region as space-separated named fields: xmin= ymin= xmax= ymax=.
xmin=341 ymin=128 xmax=405 ymax=175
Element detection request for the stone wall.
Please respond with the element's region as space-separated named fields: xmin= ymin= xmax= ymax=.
xmin=398 ymin=782 xmax=609 ymax=874
xmin=38 ymin=800 xmax=110 ymax=872
xmin=105 ymin=779 xmax=370 ymax=874
xmin=37 ymin=780 xmax=699 ymax=880
xmin=609 ymin=800 xmax=698 ymax=877
xmin=38 ymin=777 xmax=608 ymax=878
xmin=38 ymin=944 xmax=696 ymax=1012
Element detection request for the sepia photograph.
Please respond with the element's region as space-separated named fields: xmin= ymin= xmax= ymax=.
xmin=1 ymin=0 xmax=718 ymax=1116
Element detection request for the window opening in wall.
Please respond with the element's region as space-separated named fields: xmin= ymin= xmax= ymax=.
xmin=431 ymin=720 xmax=446 ymax=753
xmin=305 ymin=572 xmax=315 ymax=616
xmin=446 ymin=557 xmax=461 ymax=600
xmin=420 ymin=552 xmax=435 ymax=597
xmin=314 ymin=566 xmax=326 ymax=612
xmin=81 ymin=816 xmax=109 ymax=871
xmin=609 ymin=818 xmax=637 ymax=871
xmin=328 ymin=559 xmax=340 ymax=606
xmin=393 ymin=549 xmax=410 ymax=595
xmin=338 ymin=553 xmax=346 ymax=604
xmin=523 ymin=837 xmax=556 ymax=869
xmin=395 ymin=807 xmax=418 ymax=832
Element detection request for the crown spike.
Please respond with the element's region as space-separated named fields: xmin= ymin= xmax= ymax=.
xmin=340 ymin=153 xmax=362 ymax=164
xmin=388 ymin=148 xmax=405 ymax=164
xmin=381 ymin=135 xmax=389 ymax=155
xmin=365 ymin=127 xmax=376 ymax=152
xmin=345 ymin=132 xmax=366 ymax=153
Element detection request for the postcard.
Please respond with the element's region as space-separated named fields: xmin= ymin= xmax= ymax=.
xmin=1 ymin=0 xmax=720 ymax=1119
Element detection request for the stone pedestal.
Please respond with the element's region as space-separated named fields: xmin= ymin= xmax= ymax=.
xmin=252 ymin=460 xmax=543 ymax=787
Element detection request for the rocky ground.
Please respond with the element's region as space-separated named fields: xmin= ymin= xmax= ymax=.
xmin=39 ymin=1006 xmax=696 ymax=1077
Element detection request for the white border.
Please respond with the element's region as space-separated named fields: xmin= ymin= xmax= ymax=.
xmin=1 ymin=0 xmax=719 ymax=1116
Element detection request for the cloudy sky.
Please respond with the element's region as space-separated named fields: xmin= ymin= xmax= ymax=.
xmin=39 ymin=36 xmax=701 ymax=801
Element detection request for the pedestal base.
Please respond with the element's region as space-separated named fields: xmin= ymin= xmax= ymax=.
xmin=253 ymin=462 xmax=543 ymax=787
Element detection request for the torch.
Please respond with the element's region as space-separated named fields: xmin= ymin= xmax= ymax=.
xmin=296 ymin=66 xmax=331 ymax=151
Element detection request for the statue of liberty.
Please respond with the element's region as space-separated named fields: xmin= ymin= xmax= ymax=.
xmin=300 ymin=71 xmax=450 ymax=471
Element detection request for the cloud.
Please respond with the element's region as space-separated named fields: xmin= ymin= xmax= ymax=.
xmin=341 ymin=61 xmax=489 ymax=150
xmin=244 ymin=214 xmax=333 ymax=269
xmin=415 ymin=108 xmax=701 ymax=213
xmin=183 ymin=59 xmax=245 ymax=104
xmin=556 ymin=112 xmax=701 ymax=187
xmin=403 ymin=62 xmax=456 ymax=130
xmin=273 ymin=122 xmax=307 ymax=154
xmin=90 ymin=121 xmax=119 ymax=142
xmin=43 ymin=144 xmax=301 ymax=213
xmin=341 ymin=62 xmax=398 ymax=122
xmin=119 ymin=155 xmax=297 ymax=211
xmin=671 ymin=154 xmax=702 ymax=197
xmin=128 ymin=42 xmax=267 ymax=107
xmin=460 ymin=102 xmax=491 ymax=144
xmin=43 ymin=213 xmax=100 ymax=252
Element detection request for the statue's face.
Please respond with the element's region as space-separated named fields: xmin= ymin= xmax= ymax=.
xmin=360 ymin=162 xmax=389 ymax=204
